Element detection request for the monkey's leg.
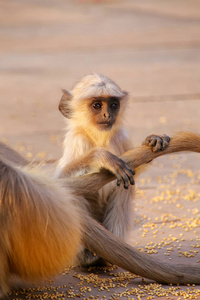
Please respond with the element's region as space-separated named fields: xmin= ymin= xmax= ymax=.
xmin=84 ymin=187 xmax=134 ymax=267
xmin=79 ymin=186 xmax=134 ymax=267
xmin=81 ymin=135 xmax=169 ymax=266
xmin=102 ymin=186 xmax=133 ymax=240
xmin=102 ymin=134 xmax=170 ymax=242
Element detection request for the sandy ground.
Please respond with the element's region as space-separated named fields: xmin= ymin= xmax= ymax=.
xmin=0 ymin=0 xmax=200 ymax=299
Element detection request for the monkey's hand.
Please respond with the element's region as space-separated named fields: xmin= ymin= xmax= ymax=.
xmin=143 ymin=134 xmax=170 ymax=152
xmin=94 ymin=149 xmax=135 ymax=189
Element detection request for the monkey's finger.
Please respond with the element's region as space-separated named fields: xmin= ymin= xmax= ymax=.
xmin=117 ymin=178 xmax=122 ymax=186
xmin=162 ymin=134 xmax=171 ymax=143
xmin=152 ymin=136 xmax=166 ymax=152
xmin=120 ymin=170 xmax=130 ymax=189
xmin=123 ymin=168 xmax=135 ymax=185
xmin=162 ymin=140 xmax=168 ymax=150
xmin=161 ymin=134 xmax=170 ymax=150
xmin=125 ymin=165 xmax=135 ymax=176
xmin=131 ymin=169 xmax=135 ymax=175
xmin=115 ymin=167 xmax=129 ymax=189
xmin=128 ymin=175 xmax=135 ymax=186
xmin=154 ymin=137 xmax=169 ymax=152
xmin=153 ymin=134 xmax=171 ymax=152
xmin=153 ymin=141 xmax=163 ymax=152
xmin=149 ymin=139 xmax=157 ymax=147
xmin=118 ymin=173 xmax=130 ymax=188
xmin=143 ymin=135 xmax=155 ymax=145
xmin=115 ymin=170 xmax=124 ymax=186
xmin=119 ymin=162 xmax=135 ymax=187
xmin=123 ymin=179 xmax=129 ymax=189
xmin=110 ymin=157 xmax=134 ymax=188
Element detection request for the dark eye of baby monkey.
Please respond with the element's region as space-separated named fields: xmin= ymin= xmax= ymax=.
xmin=93 ymin=102 xmax=102 ymax=110
xmin=91 ymin=97 xmax=120 ymax=113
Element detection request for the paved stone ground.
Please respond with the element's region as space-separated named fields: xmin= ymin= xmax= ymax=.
xmin=0 ymin=0 xmax=200 ymax=299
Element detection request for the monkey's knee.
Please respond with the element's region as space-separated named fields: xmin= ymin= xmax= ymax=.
xmin=78 ymin=248 xmax=106 ymax=268
xmin=143 ymin=134 xmax=170 ymax=152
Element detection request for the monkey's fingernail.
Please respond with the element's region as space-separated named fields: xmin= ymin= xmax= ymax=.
xmin=124 ymin=183 xmax=129 ymax=189
xmin=163 ymin=134 xmax=171 ymax=142
xmin=117 ymin=180 xmax=121 ymax=186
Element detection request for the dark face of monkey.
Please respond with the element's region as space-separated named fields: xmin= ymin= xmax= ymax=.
xmin=89 ymin=97 xmax=120 ymax=131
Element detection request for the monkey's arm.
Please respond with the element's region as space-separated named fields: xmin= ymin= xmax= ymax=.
xmin=60 ymin=147 xmax=134 ymax=189
xmin=66 ymin=132 xmax=200 ymax=196
xmin=60 ymin=134 xmax=170 ymax=187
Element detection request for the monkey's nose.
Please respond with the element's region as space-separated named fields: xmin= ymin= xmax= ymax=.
xmin=104 ymin=113 xmax=111 ymax=119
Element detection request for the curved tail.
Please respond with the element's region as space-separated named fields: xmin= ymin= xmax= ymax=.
xmin=83 ymin=216 xmax=200 ymax=284
xmin=82 ymin=131 xmax=200 ymax=284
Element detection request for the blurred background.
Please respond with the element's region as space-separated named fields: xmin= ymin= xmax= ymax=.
xmin=1 ymin=1 xmax=200 ymax=299
xmin=0 ymin=0 xmax=200 ymax=160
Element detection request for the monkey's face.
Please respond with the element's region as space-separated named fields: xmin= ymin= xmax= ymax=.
xmin=89 ymin=97 xmax=120 ymax=131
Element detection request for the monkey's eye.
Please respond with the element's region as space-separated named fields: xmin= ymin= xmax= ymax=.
xmin=93 ymin=102 xmax=102 ymax=110
xmin=110 ymin=102 xmax=119 ymax=109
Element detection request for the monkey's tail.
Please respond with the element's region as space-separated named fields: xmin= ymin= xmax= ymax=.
xmin=0 ymin=157 xmax=81 ymax=282
xmin=82 ymin=131 xmax=200 ymax=284
xmin=83 ymin=216 xmax=200 ymax=284
xmin=167 ymin=131 xmax=200 ymax=153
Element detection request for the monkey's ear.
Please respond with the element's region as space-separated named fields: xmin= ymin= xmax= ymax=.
xmin=121 ymin=91 xmax=128 ymax=99
xmin=59 ymin=89 xmax=72 ymax=118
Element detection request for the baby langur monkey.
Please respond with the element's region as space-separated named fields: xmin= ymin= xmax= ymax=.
xmin=57 ymin=73 xmax=170 ymax=266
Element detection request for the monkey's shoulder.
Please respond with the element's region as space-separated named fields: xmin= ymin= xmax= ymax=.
xmin=63 ymin=132 xmax=93 ymax=157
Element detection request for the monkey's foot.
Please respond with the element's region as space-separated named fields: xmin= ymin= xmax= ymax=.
xmin=143 ymin=134 xmax=170 ymax=152
xmin=79 ymin=249 xmax=107 ymax=268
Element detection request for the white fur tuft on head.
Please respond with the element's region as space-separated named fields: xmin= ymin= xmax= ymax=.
xmin=71 ymin=73 xmax=127 ymax=100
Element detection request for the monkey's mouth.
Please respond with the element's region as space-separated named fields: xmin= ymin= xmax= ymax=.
xmin=98 ymin=121 xmax=113 ymax=126
xmin=97 ymin=122 xmax=113 ymax=130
